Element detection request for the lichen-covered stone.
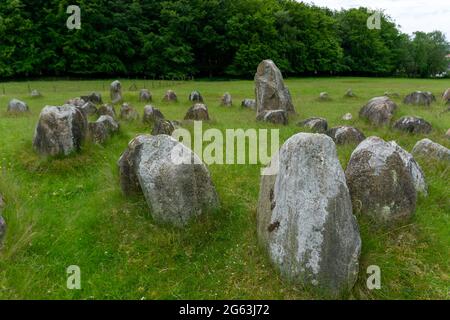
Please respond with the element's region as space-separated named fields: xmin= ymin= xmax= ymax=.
xmin=7 ymin=99 xmax=29 ymax=112
xmin=139 ymin=89 xmax=152 ymax=102
xmin=163 ymin=90 xmax=177 ymax=102
xmin=77 ymin=101 xmax=98 ymax=117
xmin=412 ymin=138 xmax=450 ymax=162
xmin=298 ymin=117 xmax=328 ymax=133
xmin=404 ymin=91 xmax=435 ymax=106
xmin=257 ymin=133 xmax=361 ymax=297
xmin=33 ymin=105 xmax=87 ymax=156
xmin=256 ymin=110 xmax=288 ymax=125
xmin=118 ymin=135 xmax=219 ymax=227
xmin=143 ymin=105 xmax=164 ymax=124
xmin=359 ymin=96 xmax=397 ymax=126
xmin=97 ymin=104 xmax=116 ymax=118
xmin=110 ymin=80 xmax=123 ymax=104
xmin=189 ymin=90 xmax=203 ymax=103
xmin=255 ymin=60 xmax=295 ymax=116
xmin=221 ymin=93 xmax=232 ymax=107
xmin=319 ymin=92 xmax=330 ymax=101
xmin=120 ymin=103 xmax=139 ymax=121
xmin=345 ymin=136 xmax=417 ymax=223
xmin=88 ymin=115 xmax=119 ymax=144
xmin=151 ymin=119 xmax=175 ymax=136
xmin=326 ymin=126 xmax=365 ymax=145
xmin=393 ymin=116 xmax=432 ymax=134
xmin=81 ymin=92 xmax=102 ymax=104
xmin=241 ymin=99 xmax=256 ymax=109
xmin=184 ymin=103 xmax=210 ymax=121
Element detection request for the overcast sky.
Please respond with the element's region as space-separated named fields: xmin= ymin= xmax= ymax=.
xmin=305 ymin=0 xmax=450 ymax=39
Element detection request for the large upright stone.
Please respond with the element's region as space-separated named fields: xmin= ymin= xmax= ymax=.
xmin=254 ymin=60 xmax=295 ymax=116
xmin=118 ymin=135 xmax=219 ymax=227
xmin=110 ymin=80 xmax=123 ymax=104
xmin=345 ymin=137 xmax=416 ymax=223
xmin=359 ymin=96 xmax=397 ymax=126
xmin=257 ymin=133 xmax=361 ymax=297
xmin=33 ymin=105 xmax=87 ymax=156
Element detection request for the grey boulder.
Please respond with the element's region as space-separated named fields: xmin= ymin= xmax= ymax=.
xmin=120 ymin=103 xmax=139 ymax=121
xmin=404 ymin=91 xmax=435 ymax=106
xmin=189 ymin=90 xmax=203 ymax=103
xmin=88 ymin=115 xmax=119 ymax=144
xmin=256 ymin=110 xmax=288 ymax=125
xmin=326 ymin=126 xmax=365 ymax=145
xmin=151 ymin=119 xmax=175 ymax=136
xmin=393 ymin=116 xmax=432 ymax=134
xmin=143 ymin=105 xmax=164 ymax=124
xmin=97 ymin=104 xmax=116 ymax=118
xmin=412 ymin=139 xmax=450 ymax=162
xmin=110 ymin=80 xmax=123 ymax=104
xmin=184 ymin=103 xmax=210 ymax=121
xmin=7 ymin=99 xmax=29 ymax=112
xmin=139 ymin=89 xmax=152 ymax=102
xmin=241 ymin=99 xmax=256 ymax=109
xmin=163 ymin=90 xmax=178 ymax=102
xmin=221 ymin=93 xmax=232 ymax=107
xmin=298 ymin=117 xmax=328 ymax=133
xmin=359 ymin=96 xmax=397 ymax=126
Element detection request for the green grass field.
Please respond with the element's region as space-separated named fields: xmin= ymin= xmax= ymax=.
xmin=0 ymin=77 xmax=449 ymax=299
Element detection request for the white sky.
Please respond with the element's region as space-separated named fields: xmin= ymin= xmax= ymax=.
xmin=304 ymin=0 xmax=450 ymax=40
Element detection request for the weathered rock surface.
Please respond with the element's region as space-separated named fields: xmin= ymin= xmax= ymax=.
xmin=151 ymin=119 xmax=175 ymax=136
xmin=298 ymin=117 xmax=328 ymax=133
xmin=255 ymin=60 xmax=295 ymax=116
xmin=163 ymin=90 xmax=178 ymax=102
xmin=404 ymin=91 xmax=435 ymax=106
xmin=33 ymin=105 xmax=87 ymax=156
xmin=221 ymin=93 xmax=232 ymax=107
xmin=389 ymin=141 xmax=428 ymax=195
xmin=118 ymin=134 xmax=219 ymax=227
xmin=393 ymin=116 xmax=432 ymax=134
xmin=110 ymin=80 xmax=123 ymax=104
xmin=412 ymin=138 xmax=450 ymax=162
xmin=120 ymin=103 xmax=139 ymax=121
xmin=319 ymin=92 xmax=330 ymax=101
xmin=97 ymin=104 xmax=116 ymax=118
xmin=443 ymin=88 xmax=450 ymax=103
xmin=77 ymin=101 xmax=98 ymax=116
xmin=7 ymin=99 xmax=29 ymax=112
xmin=143 ymin=105 xmax=164 ymax=124
xmin=88 ymin=115 xmax=119 ymax=144
xmin=81 ymin=92 xmax=102 ymax=104
xmin=256 ymin=110 xmax=288 ymax=125
xmin=359 ymin=96 xmax=397 ymax=126
xmin=345 ymin=136 xmax=416 ymax=223
xmin=184 ymin=103 xmax=210 ymax=121
xmin=139 ymin=89 xmax=152 ymax=102
xmin=257 ymin=133 xmax=361 ymax=297
xmin=189 ymin=90 xmax=203 ymax=103
xmin=241 ymin=99 xmax=256 ymax=109
xmin=326 ymin=126 xmax=365 ymax=145
xmin=67 ymin=97 xmax=86 ymax=107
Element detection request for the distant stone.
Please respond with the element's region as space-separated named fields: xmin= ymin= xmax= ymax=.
xmin=443 ymin=88 xmax=450 ymax=103
xmin=389 ymin=141 xmax=428 ymax=196
xmin=81 ymin=92 xmax=102 ymax=104
xmin=412 ymin=138 xmax=450 ymax=162
xmin=255 ymin=59 xmax=295 ymax=116
xmin=359 ymin=96 xmax=397 ymax=126
xmin=7 ymin=99 xmax=29 ymax=112
xmin=163 ymin=90 xmax=178 ymax=102
xmin=77 ymin=101 xmax=98 ymax=117
xmin=143 ymin=105 xmax=164 ymax=124
xmin=319 ymin=92 xmax=330 ymax=101
xmin=189 ymin=90 xmax=204 ymax=103
xmin=393 ymin=116 xmax=432 ymax=134
xmin=88 ymin=115 xmax=119 ymax=144
xmin=139 ymin=89 xmax=152 ymax=102
xmin=66 ymin=97 xmax=86 ymax=107
xmin=110 ymin=80 xmax=123 ymax=104
xmin=257 ymin=133 xmax=361 ymax=297
xmin=97 ymin=104 xmax=116 ymax=118
xmin=152 ymin=119 xmax=175 ymax=136
xmin=298 ymin=117 xmax=328 ymax=133
xmin=342 ymin=113 xmax=353 ymax=121
xmin=30 ymin=89 xmax=41 ymax=98
xmin=33 ymin=105 xmax=87 ymax=156
xmin=345 ymin=88 xmax=355 ymax=97
xmin=256 ymin=110 xmax=288 ymax=125
xmin=120 ymin=103 xmax=139 ymax=121
xmin=345 ymin=136 xmax=416 ymax=223
xmin=221 ymin=93 xmax=232 ymax=107
xmin=184 ymin=103 xmax=210 ymax=121
xmin=326 ymin=126 xmax=365 ymax=145
xmin=404 ymin=91 xmax=435 ymax=106
xmin=118 ymin=134 xmax=219 ymax=227
xmin=241 ymin=99 xmax=256 ymax=109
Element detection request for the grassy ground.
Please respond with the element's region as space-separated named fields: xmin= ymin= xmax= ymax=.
xmin=0 ymin=77 xmax=448 ymax=300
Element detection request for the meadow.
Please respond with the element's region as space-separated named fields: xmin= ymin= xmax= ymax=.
xmin=0 ymin=77 xmax=448 ymax=299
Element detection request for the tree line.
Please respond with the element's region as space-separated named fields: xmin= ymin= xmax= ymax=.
xmin=0 ymin=0 xmax=448 ymax=79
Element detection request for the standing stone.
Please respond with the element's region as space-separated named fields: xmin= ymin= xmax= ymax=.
xmin=389 ymin=141 xmax=428 ymax=196
xmin=342 ymin=113 xmax=353 ymax=121
xmin=120 ymin=103 xmax=139 ymax=121
xmin=0 ymin=194 xmax=5 ymax=245
xmin=257 ymin=133 xmax=361 ymax=297
xmin=152 ymin=119 xmax=175 ymax=136
xmin=189 ymin=90 xmax=203 ymax=103
xmin=393 ymin=116 xmax=432 ymax=134
xmin=110 ymin=80 xmax=123 ymax=104
xmin=7 ymin=99 xmax=29 ymax=112
xmin=412 ymin=139 xmax=450 ymax=162
xmin=345 ymin=88 xmax=355 ymax=97
xmin=143 ymin=105 xmax=164 ymax=124
xmin=254 ymin=60 xmax=295 ymax=116
xmin=88 ymin=115 xmax=119 ymax=144
xmin=77 ymin=101 xmax=98 ymax=117
xmin=30 ymin=89 xmax=42 ymax=98
xmin=359 ymin=96 xmax=397 ymax=126
xmin=97 ymin=104 xmax=116 ymax=118
xmin=33 ymin=105 xmax=87 ymax=156
xmin=345 ymin=136 xmax=416 ymax=223
xmin=443 ymin=88 xmax=450 ymax=103
xmin=221 ymin=93 xmax=232 ymax=107
xmin=298 ymin=117 xmax=328 ymax=133
xmin=163 ymin=90 xmax=178 ymax=102
xmin=184 ymin=103 xmax=210 ymax=121
xmin=139 ymin=89 xmax=152 ymax=102
xmin=118 ymin=134 xmax=220 ymax=227
xmin=256 ymin=110 xmax=288 ymax=125
xmin=66 ymin=97 xmax=86 ymax=107
xmin=326 ymin=126 xmax=365 ymax=145
xmin=404 ymin=91 xmax=435 ymax=106
xmin=81 ymin=92 xmax=102 ymax=104
xmin=319 ymin=92 xmax=330 ymax=101
xmin=241 ymin=99 xmax=256 ymax=109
